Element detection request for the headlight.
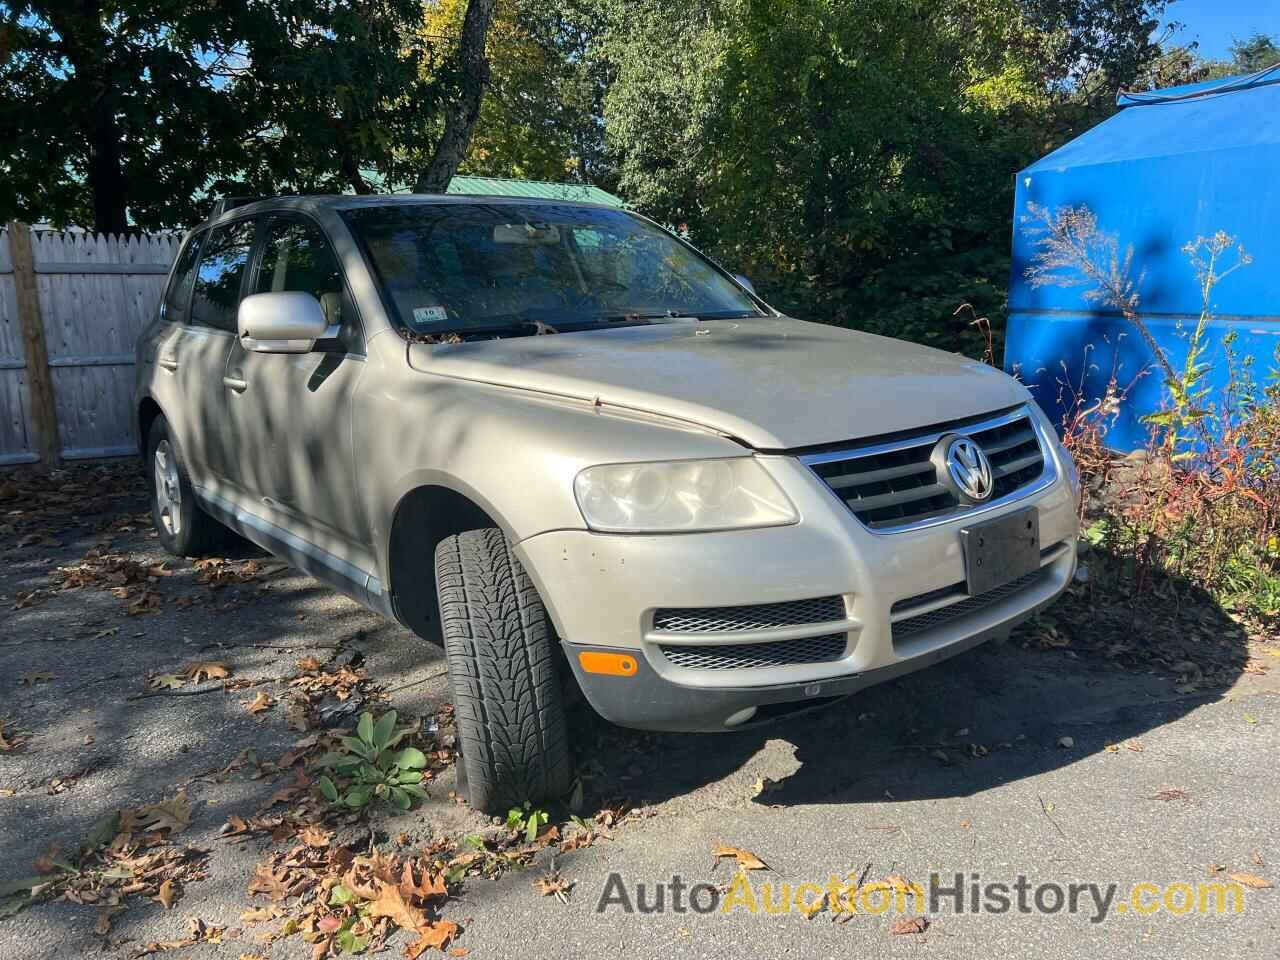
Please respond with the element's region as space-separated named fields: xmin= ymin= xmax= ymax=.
xmin=573 ymin=458 xmax=798 ymax=533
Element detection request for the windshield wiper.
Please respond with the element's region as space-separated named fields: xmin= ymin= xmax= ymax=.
xmin=597 ymin=310 xmax=697 ymax=323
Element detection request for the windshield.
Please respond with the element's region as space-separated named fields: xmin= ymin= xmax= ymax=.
xmin=341 ymin=202 xmax=763 ymax=335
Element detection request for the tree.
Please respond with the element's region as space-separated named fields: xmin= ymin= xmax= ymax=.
xmin=421 ymin=0 xmax=610 ymax=186
xmin=0 ymin=0 xmax=502 ymax=230
xmin=0 ymin=0 xmax=245 ymax=232
xmin=599 ymin=0 xmax=1172 ymax=353
xmin=226 ymin=0 xmax=450 ymax=198
xmin=1227 ymin=33 xmax=1280 ymax=74
xmin=415 ymin=0 xmax=498 ymax=191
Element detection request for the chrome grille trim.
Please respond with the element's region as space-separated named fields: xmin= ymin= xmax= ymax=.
xmin=801 ymin=405 xmax=1058 ymax=534
xmin=652 ymin=596 xmax=846 ymax=633
xmin=660 ymin=633 xmax=848 ymax=670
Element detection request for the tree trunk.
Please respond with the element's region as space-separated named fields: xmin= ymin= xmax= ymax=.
xmin=86 ymin=104 xmax=129 ymax=235
xmin=414 ymin=0 xmax=497 ymax=193
xmin=46 ymin=1 xmax=129 ymax=234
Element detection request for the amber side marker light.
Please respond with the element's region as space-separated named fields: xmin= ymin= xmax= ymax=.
xmin=578 ymin=651 xmax=638 ymax=677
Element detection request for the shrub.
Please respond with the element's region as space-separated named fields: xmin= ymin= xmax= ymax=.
xmin=1024 ymin=207 xmax=1280 ymax=623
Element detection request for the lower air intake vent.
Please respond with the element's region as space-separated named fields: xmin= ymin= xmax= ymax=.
xmin=892 ymin=569 xmax=1047 ymax=642
xmin=652 ymin=596 xmax=845 ymax=633
xmin=660 ymin=634 xmax=848 ymax=671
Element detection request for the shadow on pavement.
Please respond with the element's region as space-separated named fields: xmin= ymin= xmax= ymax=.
xmin=571 ymin=567 xmax=1249 ymax=811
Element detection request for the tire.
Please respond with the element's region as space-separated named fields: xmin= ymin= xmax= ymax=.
xmin=436 ymin=527 xmax=572 ymax=814
xmin=146 ymin=416 xmax=222 ymax=557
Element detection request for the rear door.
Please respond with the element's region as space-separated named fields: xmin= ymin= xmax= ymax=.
xmin=145 ymin=229 xmax=204 ymax=458
xmin=221 ymin=213 xmax=368 ymax=552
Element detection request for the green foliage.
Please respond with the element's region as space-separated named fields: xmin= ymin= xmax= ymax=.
xmin=0 ymin=0 xmax=474 ymax=230
xmin=505 ymin=802 xmax=550 ymax=842
xmin=316 ymin=711 xmax=428 ymax=812
xmin=428 ymin=0 xmax=611 ymax=184
xmin=226 ymin=0 xmax=448 ymax=198
xmin=599 ymin=0 xmax=1172 ymax=356
xmin=0 ymin=0 xmax=248 ymax=232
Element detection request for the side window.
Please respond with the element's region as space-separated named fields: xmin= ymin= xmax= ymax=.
xmin=255 ymin=216 xmax=359 ymax=351
xmin=163 ymin=231 xmax=204 ymax=323
xmin=191 ymin=220 xmax=255 ymax=332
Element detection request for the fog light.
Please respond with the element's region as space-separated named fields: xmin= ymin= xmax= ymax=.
xmin=724 ymin=706 xmax=758 ymax=727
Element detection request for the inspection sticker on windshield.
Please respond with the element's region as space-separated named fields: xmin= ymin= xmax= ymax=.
xmin=413 ymin=305 xmax=448 ymax=324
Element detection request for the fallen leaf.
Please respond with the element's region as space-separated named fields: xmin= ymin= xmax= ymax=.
xmin=1151 ymin=788 xmax=1190 ymax=802
xmin=95 ymin=906 xmax=116 ymax=936
xmin=1057 ymin=736 xmax=1075 ymax=749
xmin=712 ymin=844 xmax=769 ymax=871
xmin=149 ymin=674 xmax=185 ymax=690
xmin=405 ymin=919 xmax=459 ymax=958
xmin=0 ymin=720 xmax=24 ymax=753
xmin=33 ymin=843 xmax=62 ymax=874
xmin=182 ymin=661 xmax=230 ymax=683
xmin=19 ymin=672 xmax=55 ymax=686
xmin=299 ymin=825 xmax=332 ymax=849
xmin=155 ymin=879 xmax=178 ymax=909
xmin=221 ymin=814 xmax=252 ymax=839
xmin=1229 ymin=872 xmax=1273 ymax=889
xmin=245 ymin=691 xmax=274 ymax=715
xmin=365 ymin=879 xmax=427 ymax=931
xmin=400 ymin=861 xmax=447 ymax=901
xmin=889 ymin=916 xmax=928 ymax=935
xmin=285 ymin=699 xmax=312 ymax=732
xmin=533 ymin=872 xmax=574 ymax=902
xmin=248 ymin=861 xmax=296 ymax=901
xmin=131 ymin=791 xmax=193 ymax=834
xmin=448 ymin=949 xmax=469 ymax=958
xmin=240 ymin=904 xmax=284 ymax=923
xmin=296 ymin=656 xmax=322 ymax=672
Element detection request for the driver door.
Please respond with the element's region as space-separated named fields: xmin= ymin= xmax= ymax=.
xmin=220 ymin=214 xmax=369 ymax=559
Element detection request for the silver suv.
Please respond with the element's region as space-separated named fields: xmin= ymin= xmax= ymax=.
xmin=135 ymin=195 xmax=1079 ymax=812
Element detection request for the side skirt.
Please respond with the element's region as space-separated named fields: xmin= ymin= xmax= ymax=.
xmin=193 ymin=487 xmax=398 ymax=622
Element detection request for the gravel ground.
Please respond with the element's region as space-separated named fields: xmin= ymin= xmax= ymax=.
xmin=1 ymin=463 xmax=1277 ymax=959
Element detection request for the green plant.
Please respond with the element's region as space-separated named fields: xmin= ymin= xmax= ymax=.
xmin=1026 ymin=206 xmax=1280 ymax=624
xmin=316 ymin=711 xmax=428 ymax=811
xmin=505 ymin=803 xmax=550 ymax=843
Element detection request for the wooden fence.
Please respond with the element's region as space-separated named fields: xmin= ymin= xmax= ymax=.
xmin=0 ymin=223 xmax=179 ymax=468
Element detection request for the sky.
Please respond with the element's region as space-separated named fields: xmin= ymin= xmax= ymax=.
xmin=1162 ymin=0 xmax=1280 ymax=59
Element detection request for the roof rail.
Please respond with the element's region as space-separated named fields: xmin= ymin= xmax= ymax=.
xmin=209 ymin=196 xmax=266 ymax=219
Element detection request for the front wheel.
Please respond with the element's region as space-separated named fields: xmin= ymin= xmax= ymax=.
xmin=435 ymin=528 xmax=571 ymax=814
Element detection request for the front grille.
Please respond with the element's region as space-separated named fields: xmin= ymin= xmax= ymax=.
xmin=660 ymin=633 xmax=848 ymax=670
xmin=803 ymin=407 xmax=1047 ymax=530
xmin=652 ymin=596 xmax=845 ymax=633
xmin=891 ymin=568 xmax=1047 ymax=642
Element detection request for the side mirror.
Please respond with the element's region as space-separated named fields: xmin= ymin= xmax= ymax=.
xmin=237 ymin=291 xmax=329 ymax=354
xmin=733 ymin=274 xmax=756 ymax=294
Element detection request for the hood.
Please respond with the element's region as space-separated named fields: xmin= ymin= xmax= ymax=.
xmin=407 ymin=317 xmax=1030 ymax=450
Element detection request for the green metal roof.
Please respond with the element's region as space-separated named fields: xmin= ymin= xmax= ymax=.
xmin=446 ymin=175 xmax=626 ymax=207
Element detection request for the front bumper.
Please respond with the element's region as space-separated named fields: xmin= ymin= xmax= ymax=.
xmin=516 ymin=429 xmax=1079 ymax=733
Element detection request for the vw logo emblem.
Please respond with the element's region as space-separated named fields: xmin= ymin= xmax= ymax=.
xmin=944 ymin=436 xmax=994 ymax=502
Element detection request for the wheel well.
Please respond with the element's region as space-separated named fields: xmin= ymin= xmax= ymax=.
xmin=388 ymin=485 xmax=497 ymax=642
xmin=138 ymin=397 xmax=163 ymax=451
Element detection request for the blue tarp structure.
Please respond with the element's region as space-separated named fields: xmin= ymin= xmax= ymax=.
xmin=1004 ymin=66 xmax=1280 ymax=451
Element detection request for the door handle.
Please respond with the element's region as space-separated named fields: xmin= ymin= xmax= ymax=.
xmin=158 ymin=354 xmax=179 ymax=372
xmin=223 ymin=375 xmax=248 ymax=393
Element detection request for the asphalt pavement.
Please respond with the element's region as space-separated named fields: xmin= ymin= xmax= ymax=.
xmin=1 ymin=464 xmax=1276 ymax=959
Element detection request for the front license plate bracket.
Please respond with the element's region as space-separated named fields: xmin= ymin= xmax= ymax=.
xmin=961 ymin=508 xmax=1040 ymax=596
